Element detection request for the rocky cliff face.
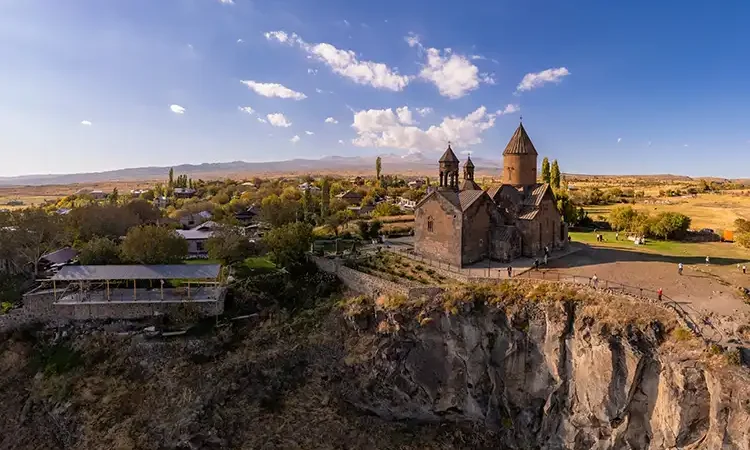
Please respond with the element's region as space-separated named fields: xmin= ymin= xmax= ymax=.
xmin=342 ymin=300 xmax=750 ymax=450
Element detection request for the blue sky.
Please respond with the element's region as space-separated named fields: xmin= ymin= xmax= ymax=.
xmin=1 ymin=0 xmax=749 ymax=178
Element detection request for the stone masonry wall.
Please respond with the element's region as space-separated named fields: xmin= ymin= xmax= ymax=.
xmin=414 ymin=193 xmax=462 ymax=267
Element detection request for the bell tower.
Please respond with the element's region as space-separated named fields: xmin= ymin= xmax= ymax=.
xmin=502 ymin=122 xmax=538 ymax=186
xmin=438 ymin=144 xmax=459 ymax=191
xmin=463 ymin=155 xmax=475 ymax=181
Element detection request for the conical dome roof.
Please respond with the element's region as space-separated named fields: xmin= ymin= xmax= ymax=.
xmin=439 ymin=144 xmax=460 ymax=163
xmin=464 ymin=155 xmax=475 ymax=168
xmin=503 ymin=123 xmax=538 ymax=156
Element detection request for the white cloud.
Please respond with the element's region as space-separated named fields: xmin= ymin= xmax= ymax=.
xmin=416 ymin=107 xmax=433 ymax=117
xmin=267 ymin=113 xmax=292 ymax=127
xmin=324 ymin=117 xmax=338 ymax=124
xmin=516 ymin=67 xmax=570 ymax=92
xmin=351 ymin=106 xmax=496 ymax=152
xmin=307 ymin=68 xmax=318 ymax=75
xmin=305 ymin=131 xmax=314 ymax=135
xmin=80 ymin=120 xmax=92 ymax=126
xmin=338 ymin=139 xmax=345 ymax=144
xmin=265 ymin=30 xmax=410 ymax=91
xmin=496 ymin=104 xmax=520 ymax=115
xmin=218 ymin=0 xmax=234 ymax=4
xmin=291 ymin=135 xmax=301 ymax=143
xmin=342 ymin=19 xmax=350 ymax=27
xmin=240 ymin=80 xmax=307 ymax=100
xmin=396 ymin=106 xmax=415 ymax=125
xmin=237 ymin=38 xmax=244 ymax=43
xmin=419 ymin=47 xmax=484 ymax=98
xmin=170 ymin=104 xmax=186 ymax=115
xmin=470 ymin=54 xmax=485 ymax=60
xmin=684 ymin=144 xmax=689 ymax=147
xmin=460 ymin=150 xmax=472 ymax=155
xmin=257 ymin=117 xmax=267 ymax=124
xmin=617 ymin=137 xmax=622 ymax=143
xmin=405 ymin=33 xmax=421 ymax=48
xmin=238 ymin=106 xmax=255 ymax=115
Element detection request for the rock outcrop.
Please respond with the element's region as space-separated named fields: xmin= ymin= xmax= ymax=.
xmin=342 ymin=300 xmax=750 ymax=450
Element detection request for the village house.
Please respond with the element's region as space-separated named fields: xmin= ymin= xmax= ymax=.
xmin=153 ymin=196 xmax=169 ymax=209
xmin=173 ymin=187 xmax=196 ymax=199
xmin=407 ymin=179 xmax=424 ymax=189
xmin=234 ymin=206 xmax=260 ymax=226
xmin=176 ymin=221 xmax=219 ymax=257
xmin=178 ymin=210 xmax=212 ymax=228
xmin=398 ymin=197 xmax=417 ymax=210
xmin=413 ymin=122 xmax=568 ymax=267
xmin=298 ymin=182 xmax=321 ymax=193
xmin=336 ymin=189 xmax=364 ymax=205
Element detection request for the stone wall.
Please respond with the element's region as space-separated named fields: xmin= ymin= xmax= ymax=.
xmin=414 ymin=193 xmax=462 ymax=267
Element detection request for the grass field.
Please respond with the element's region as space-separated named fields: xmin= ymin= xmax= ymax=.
xmin=570 ymin=230 xmax=750 ymax=261
xmin=583 ymin=191 xmax=750 ymax=231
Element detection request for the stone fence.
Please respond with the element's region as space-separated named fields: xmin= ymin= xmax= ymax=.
xmin=310 ymin=255 xmax=439 ymax=300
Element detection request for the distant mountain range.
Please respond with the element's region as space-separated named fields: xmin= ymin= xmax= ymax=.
xmin=0 ymin=154 xmax=503 ymax=186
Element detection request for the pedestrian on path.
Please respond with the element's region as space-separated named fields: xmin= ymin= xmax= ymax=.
xmin=615 ymin=232 xmax=619 ymax=241
xmin=678 ymin=262 xmax=684 ymax=275
xmin=543 ymin=254 xmax=548 ymax=265
xmin=534 ymin=259 xmax=540 ymax=271
xmin=592 ymin=274 xmax=599 ymax=289
xmin=544 ymin=246 xmax=549 ymax=257
xmin=507 ymin=266 xmax=513 ymax=278
xmin=658 ymin=288 xmax=663 ymax=301
xmin=743 ymin=265 xmax=747 ymax=275
xmin=706 ymin=256 xmax=710 ymax=265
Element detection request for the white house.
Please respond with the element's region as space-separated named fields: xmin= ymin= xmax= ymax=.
xmin=175 ymin=221 xmax=218 ymax=257
xmin=178 ymin=210 xmax=212 ymax=228
xmin=298 ymin=182 xmax=321 ymax=193
xmin=173 ymin=187 xmax=197 ymax=198
xmin=398 ymin=197 xmax=417 ymax=210
xmin=154 ymin=196 xmax=169 ymax=209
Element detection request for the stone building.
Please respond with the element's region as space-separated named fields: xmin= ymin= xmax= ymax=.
xmin=414 ymin=122 xmax=568 ymax=267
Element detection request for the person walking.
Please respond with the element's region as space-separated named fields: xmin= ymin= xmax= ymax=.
xmin=592 ymin=274 xmax=599 ymax=289
xmin=507 ymin=266 xmax=513 ymax=278
xmin=615 ymin=232 xmax=619 ymax=241
xmin=543 ymin=253 xmax=548 ymax=266
xmin=658 ymin=288 xmax=663 ymax=301
xmin=544 ymin=246 xmax=549 ymax=257
xmin=743 ymin=265 xmax=747 ymax=275
xmin=534 ymin=258 xmax=540 ymax=271
xmin=706 ymin=256 xmax=710 ymax=266
xmin=678 ymin=262 xmax=684 ymax=276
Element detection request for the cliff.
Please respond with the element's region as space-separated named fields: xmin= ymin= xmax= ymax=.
xmin=0 ymin=280 xmax=748 ymax=449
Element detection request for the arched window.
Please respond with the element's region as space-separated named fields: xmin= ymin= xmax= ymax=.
xmin=427 ymin=216 xmax=434 ymax=233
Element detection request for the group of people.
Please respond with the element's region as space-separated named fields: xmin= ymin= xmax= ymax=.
xmin=506 ymin=246 xmax=551 ymax=278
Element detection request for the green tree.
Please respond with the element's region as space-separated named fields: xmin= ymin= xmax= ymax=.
xmin=356 ymin=221 xmax=370 ymax=240
xmin=260 ymin=194 xmax=298 ymax=228
xmin=9 ymin=208 xmax=66 ymax=276
xmin=125 ymin=199 xmax=162 ymax=224
xmin=376 ymin=156 xmax=382 ymax=180
xmin=608 ymin=205 xmax=640 ymax=231
xmin=649 ymin=212 xmax=691 ymax=240
xmin=320 ymin=177 xmax=330 ymax=218
xmin=541 ymin=157 xmax=551 ymax=184
xmin=139 ymin=189 xmax=155 ymax=201
xmin=550 ymin=160 xmax=561 ymax=190
xmin=66 ymin=204 xmax=140 ymax=242
xmin=168 ymin=168 xmax=174 ymax=189
xmin=206 ymin=225 xmax=256 ymax=265
xmin=263 ymin=222 xmax=313 ymax=268
xmin=78 ymin=237 xmax=121 ymax=265
xmin=369 ymin=220 xmax=382 ymax=239
xmin=108 ymin=187 xmax=119 ymax=205
xmin=325 ymin=211 xmax=353 ymax=238
xmin=120 ymin=226 xmax=188 ymax=264
xmin=372 ymin=202 xmax=401 ymax=217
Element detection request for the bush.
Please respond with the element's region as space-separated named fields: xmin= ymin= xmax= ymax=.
xmin=671 ymin=327 xmax=693 ymax=342
xmin=372 ymin=202 xmax=402 ymax=217
xmin=263 ymin=222 xmax=314 ymax=268
xmin=78 ymin=237 xmax=121 ymax=265
xmin=121 ymin=226 xmax=188 ymax=264
xmin=649 ymin=212 xmax=691 ymax=240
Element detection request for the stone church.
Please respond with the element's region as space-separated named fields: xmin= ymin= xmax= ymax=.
xmin=414 ymin=122 xmax=568 ymax=267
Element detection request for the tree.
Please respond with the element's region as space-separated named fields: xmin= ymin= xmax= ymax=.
xmin=263 ymin=222 xmax=313 ymax=268
xmin=9 ymin=209 xmax=66 ymax=276
xmin=325 ymin=211 xmax=353 ymax=238
xmin=649 ymin=212 xmax=691 ymax=240
xmin=372 ymin=202 xmax=401 ymax=217
xmin=550 ymin=160 xmax=561 ymax=190
xmin=66 ymin=204 xmax=140 ymax=242
xmin=108 ymin=187 xmax=119 ymax=205
xmin=120 ymin=226 xmax=188 ymax=264
xmin=139 ymin=189 xmax=155 ymax=201
xmin=608 ymin=205 xmax=641 ymax=231
xmin=78 ymin=237 xmax=121 ymax=265
xmin=125 ymin=199 xmax=162 ymax=224
xmin=168 ymin=168 xmax=174 ymax=189
xmin=356 ymin=221 xmax=371 ymax=240
xmin=206 ymin=225 xmax=256 ymax=265
xmin=260 ymin=194 xmax=297 ymax=228
xmin=376 ymin=156 xmax=382 ymax=180
xmin=541 ymin=157 xmax=551 ymax=184
xmin=369 ymin=220 xmax=382 ymax=239
xmin=320 ymin=177 xmax=330 ymax=219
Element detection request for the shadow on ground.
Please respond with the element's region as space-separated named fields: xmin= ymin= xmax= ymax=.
xmin=551 ymin=245 xmax=748 ymax=269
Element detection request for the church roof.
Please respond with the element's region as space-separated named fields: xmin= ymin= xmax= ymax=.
xmin=464 ymin=155 xmax=475 ymax=168
xmin=433 ymin=189 xmax=486 ymax=212
xmin=439 ymin=144 xmax=460 ymax=163
xmin=518 ymin=207 xmax=539 ymax=220
xmin=459 ymin=179 xmax=482 ymax=191
xmin=503 ymin=123 xmax=538 ymax=156
xmin=520 ymin=183 xmax=550 ymax=206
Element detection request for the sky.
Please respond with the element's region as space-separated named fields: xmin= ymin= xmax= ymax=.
xmin=1 ymin=0 xmax=749 ymax=178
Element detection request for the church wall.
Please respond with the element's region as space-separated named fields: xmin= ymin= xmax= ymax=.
xmin=460 ymin=197 xmax=494 ymax=266
xmin=502 ymin=154 xmax=537 ymax=186
xmin=414 ymin=194 xmax=462 ymax=267
xmin=517 ymin=196 xmax=566 ymax=257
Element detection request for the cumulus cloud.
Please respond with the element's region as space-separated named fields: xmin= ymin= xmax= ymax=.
xmin=170 ymin=104 xmax=186 ymax=115
xmin=419 ymin=47 xmax=485 ymax=98
xmin=264 ymin=30 xmax=410 ymax=91
xmin=516 ymin=67 xmax=570 ymax=92
xmin=257 ymin=117 xmax=267 ymax=124
xmin=405 ymin=33 xmax=421 ymax=48
xmin=238 ymin=106 xmax=255 ymax=115
xmin=351 ymin=106 xmax=496 ymax=152
xmin=80 ymin=120 xmax=92 ymax=126
xmin=240 ymin=80 xmax=307 ymax=100
xmin=416 ymin=107 xmax=433 ymax=117
xmin=396 ymin=106 xmax=415 ymax=125
xmin=291 ymin=135 xmax=301 ymax=143
xmin=305 ymin=131 xmax=314 ymax=135
xmin=324 ymin=117 xmax=338 ymax=124
xmin=267 ymin=113 xmax=292 ymax=127
xmin=496 ymin=104 xmax=520 ymax=115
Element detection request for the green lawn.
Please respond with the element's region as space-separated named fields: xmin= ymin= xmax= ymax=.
xmin=570 ymin=230 xmax=750 ymax=261
xmin=242 ymin=256 xmax=276 ymax=270
xmin=184 ymin=259 xmax=222 ymax=265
